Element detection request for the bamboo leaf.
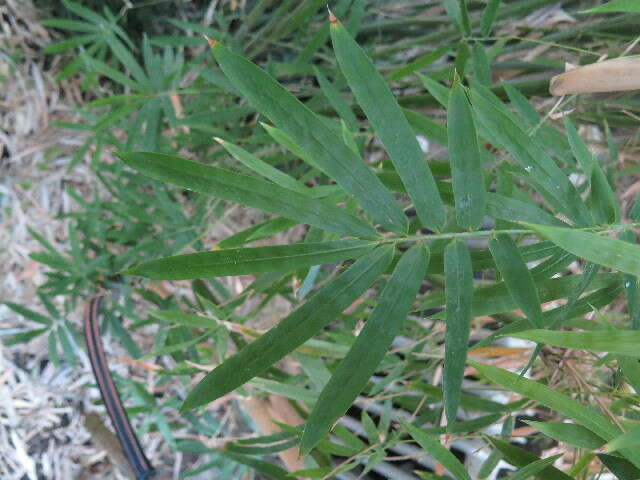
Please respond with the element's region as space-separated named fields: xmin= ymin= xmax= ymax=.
xmin=218 ymin=217 xmax=297 ymax=249
xmin=597 ymin=454 xmax=640 ymax=480
xmin=410 ymin=382 xmax=513 ymax=414
xmin=148 ymin=310 xmax=216 ymax=329
xmin=208 ymin=39 xmax=407 ymax=233
xmin=41 ymin=18 xmax=97 ymax=32
xmin=215 ymin=137 xmax=310 ymax=195
xmin=606 ymin=426 xmax=640 ymax=453
xmin=417 ymin=273 xmax=619 ymax=319
xmin=117 ymin=152 xmax=376 ymax=238
xmin=471 ymin=43 xmax=492 ymax=86
xmin=181 ymin=245 xmax=394 ymax=411
xmin=448 ymin=76 xmax=486 ymax=229
xmin=300 ymin=244 xmax=428 ymax=454
xmin=400 ymin=419 xmax=471 ymax=480
xmin=468 ymin=87 xmax=592 ymax=225
xmin=525 ymin=222 xmax=640 ymax=277
xmin=404 ymin=109 xmax=448 ymax=146
xmin=125 ymin=240 xmax=376 ymax=280
xmin=471 ymin=361 xmax=620 ymax=441
xmin=480 ymin=0 xmax=501 ymax=36
xmin=487 ymin=193 xmax=566 ymax=227
xmin=441 ymin=0 xmax=470 ymax=35
xmin=386 ymin=45 xmax=451 ymax=82
xmin=329 ymin=14 xmax=445 ymax=231
xmin=4 ymin=303 xmax=52 ymax=326
xmin=509 ymin=455 xmax=563 ymax=480
xmin=486 ymin=437 xmax=574 ymax=480
xmin=313 ymin=67 xmax=359 ymax=132
xmin=489 ymin=234 xmax=543 ymax=328
xmin=565 ymin=117 xmax=618 ymax=224
xmin=582 ymin=0 xmax=640 ymax=13
xmin=525 ymin=421 xmax=606 ymax=450
xmin=443 ymin=240 xmax=473 ymax=425
xmin=508 ymin=329 xmax=640 ymax=357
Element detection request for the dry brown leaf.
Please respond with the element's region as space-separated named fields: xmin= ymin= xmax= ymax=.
xmin=550 ymin=56 xmax=640 ymax=95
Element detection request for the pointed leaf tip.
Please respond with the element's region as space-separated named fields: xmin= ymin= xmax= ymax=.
xmin=204 ymin=35 xmax=217 ymax=48
xmin=328 ymin=8 xmax=338 ymax=24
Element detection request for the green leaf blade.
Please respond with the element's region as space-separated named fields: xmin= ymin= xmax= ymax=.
xmin=448 ymin=77 xmax=486 ymax=230
xmin=300 ymin=244 xmax=429 ymax=454
xmin=489 ymin=234 xmax=543 ymax=328
xmin=525 ymin=223 xmax=640 ymax=277
xmin=329 ymin=16 xmax=445 ymax=231
xmin=509 ymin=454 xmax=563 ymax=480
xmin=117 ymin=152 xmax=376 ymax=238
xmin=400 ymin=419 xmax=471 ymax=480
xmin=582 ymin=0 xmax=640 ymax=13
xmin=209 ymin=40 xmax=407 ymax=234
xmin=486 ymin=437 xmax=574 ymax=480
xmin=471 ymin=360 xmax=620 ymax=441
xmin=124 ymin=240 xmax=376 ymax=280
xmin=509 ymin=329 xmax=640 ymax=356
xmin=181 ymin=245 xmax=394 ymax=411
xmin=215 ymin=137 xmax=310 ymax=195
xmin=525 ymin=421 xmax=606 ymax=450
xmin=443 ymin=240 xmax=474 ymax=425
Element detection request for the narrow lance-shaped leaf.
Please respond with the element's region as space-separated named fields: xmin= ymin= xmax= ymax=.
xmin=524 ymin=421 xmax=606 ymax=450
xmin=471 ymin=360 xmax=621 ymax=441
xmin=597 ymin=454 xmax=640 ymax=480
xmin=525 ymin=222 xmax=640 ymax=277
xmin=510 ymin=455 xmax=563 ymax=480
xmin=442 ymin=0 xmax=470 ymax=35
xmin=606 ymin=425 xmax=640 ymax=453
xmin=313 ymin=66 xmax=359 ymax=132
xmin=468 ymin=86 xmax=592 ymax=226
xmin=329 ymin=13 xmax=445 ymax=231
xmin=487 ymin=193 xmax=566 ymax=227
xmin=404 ymin=108 xmax=448 ymax=147
xmin=448 ymin=75 xmax=486 ymax=230
xmin=486 ymin=437 xmax=573 ymax=480
xmin=582 ymin=0 xmax=640 ymax=13
xmin=565 ymin=117 xmax=618 ymax=224
xmin=386 ymin=45 xmax=451 ymax=82
xmin=508 ymin=329 xmax=640 ymax=357
xmin=207 ymin=38 xmax=407 ymax=234
xmin=418 ymin=273 xmax=618 ymax=319
xmin=443 ymin=240 xmax=473 ymax=425
xmin=489 ymin=234 xmax=543 ymax=328
xmin=471 ymin=43 xmax=492 ymax=86
xmin=117 ymin=152 xmax=376 ymax=239
xmin=400 ymin=419 xmax=471 ymax=480
xmin=480 ymin=0 xmax=501 ymax=36
xmin=181 ymin=245 xmax=394 ymax=411
xmin=124 ymin=240 xmax=376 ymax=280
xmin=214 ymin=137 xmax=310 ymax=195
xmin=477 ymin=416 xmax=514 ymax=479
xmin=300 ymin=244 xmax=429 ymax=454
xmin=620 ymin=229 xmax=640 ymax=329
xmin=218 ymin=217 xmax=297 ymax=249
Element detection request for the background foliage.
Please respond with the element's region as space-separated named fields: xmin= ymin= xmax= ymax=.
xmin=5 ymin=0 xmax=640 ymax=478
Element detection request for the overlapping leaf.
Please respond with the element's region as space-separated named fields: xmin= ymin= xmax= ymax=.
xmin=526 ymin=222 xmax=640 ymax=276
xmin=208 ymin=38 xmax=407 ymax=233
xmin=125 ymin=240 xmax=376 ymax=280
xmin=181 ymin=245 xmax=394 ymax=411
xmin=300 ymin=244 xmax=428 ymax=453
xmin=117 ymin=152 xmax=376 ymax=238
xmin=443 ymin=240 xmax=473 ymax=424
xmin=329 ymin=14 xmax=445 ymax=231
